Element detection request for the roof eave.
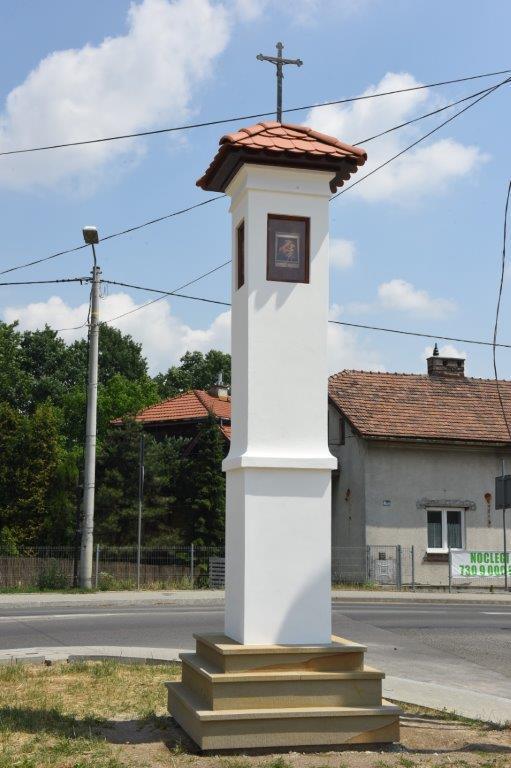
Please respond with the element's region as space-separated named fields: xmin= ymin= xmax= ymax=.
xmin=197 ymin=146 xmax=362 ymax=193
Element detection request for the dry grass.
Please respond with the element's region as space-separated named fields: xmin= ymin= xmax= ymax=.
xmin=0 ymin=662 xmax=509 ymax=768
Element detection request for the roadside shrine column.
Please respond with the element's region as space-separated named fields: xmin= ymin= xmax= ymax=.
xmin=213 ymin=124 xmax=361 ymax=645
xmin=167 ymin=121 xmax=401 ymax=750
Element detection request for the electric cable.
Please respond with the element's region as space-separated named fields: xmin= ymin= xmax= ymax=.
xmin=97 ymin=276 xmax=511 ymax=351
xmin=1 ymin=67 xmax=509 ymax=157
xmin=492 ymin=180 xmax=511 ymax=439
xmin=333 ymin=74 xmax=511 ymax=199
xmin=3 ymin=75 xmax=508 ymax=278
xmin=0 ymin=196 xmax=225 ymax=277
xmin=100 ymin=259 xmax=231 ymax=324
xmin=0 ymin=277 xmax=89 ymax=286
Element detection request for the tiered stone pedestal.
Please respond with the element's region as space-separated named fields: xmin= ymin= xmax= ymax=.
xmin=167 ymin=633 xmax=400 ymax=750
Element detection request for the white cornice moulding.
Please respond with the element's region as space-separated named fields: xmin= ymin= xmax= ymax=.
xmin=222 ymin=455 xmax=338 ymax=471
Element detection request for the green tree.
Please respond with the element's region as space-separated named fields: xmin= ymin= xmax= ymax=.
xmin=95 ymin=420 xmax=184 ymax=546
xmin=0 ymin=402 xmax=60 ymax=548
xmin=0 ymin=322 xmax=31 ymax=410
xmin=175 ymin=414 xmax=225 ymax=546
xmin=155 ymin=350 xmax=231 ymax=399
xmin=20 ymin=326 xmax=83 ymax=409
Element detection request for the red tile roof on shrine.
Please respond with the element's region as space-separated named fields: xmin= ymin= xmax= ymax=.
xmin=196 ymin=121 xmax=367 ymax=191
xmin=112 ymin=389 xmax=231 ymax=426
xmin=329 ymin=370 xmax=511 ymax=445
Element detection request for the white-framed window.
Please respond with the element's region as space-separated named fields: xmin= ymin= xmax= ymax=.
xmin=427 ymin=508 xmax=465 ymax=552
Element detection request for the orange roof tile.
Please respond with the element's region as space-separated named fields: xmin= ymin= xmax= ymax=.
xmin=197 ymin=121 xmax=367 ymax=192
xmin=329 ymin=371 xmax=511 ymax=445
xmin=112 ymin=389 xmax=231 ymax=426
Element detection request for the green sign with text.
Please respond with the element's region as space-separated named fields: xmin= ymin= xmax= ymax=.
xmin=451 ymin=550 xmax=511 ymax=578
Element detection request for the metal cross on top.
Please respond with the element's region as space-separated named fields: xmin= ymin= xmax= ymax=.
xmin=256 ymin=42 xmax=303 ymax=123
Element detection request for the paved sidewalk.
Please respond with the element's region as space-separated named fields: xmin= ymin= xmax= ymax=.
xmin=1 ymin=588 xmax=510 ymax=609
xmin=1 ymin=644 xmax=509 ymax=726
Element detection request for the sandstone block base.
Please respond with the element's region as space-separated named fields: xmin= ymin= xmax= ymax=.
xmin=166 ymin=633 xmax=400 ymax=751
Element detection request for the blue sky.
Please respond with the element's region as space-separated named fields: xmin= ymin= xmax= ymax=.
xmin=1 ymin=0 xmax=510 ymax=377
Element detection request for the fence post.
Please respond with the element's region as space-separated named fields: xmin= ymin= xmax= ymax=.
xmin=190 ymin=543 xmax=194 ymax=588
xmin=95 ymin=544 xmax=100 ymax=589
xmin=448 ymin=547 xmax=452 ymax=593
xmin=396 ymin=545 xmax=402 ymax=590
xmin=366 ymin=545 xmax=371 ymax=583
xmin=411 ymin=545 xmax=415 ymax=592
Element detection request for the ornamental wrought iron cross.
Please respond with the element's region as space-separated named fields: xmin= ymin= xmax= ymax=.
xmin=256 ymin=42 xmax=303 ymax=123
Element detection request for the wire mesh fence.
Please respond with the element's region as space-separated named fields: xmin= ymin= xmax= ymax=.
xmin=0 ymin=544 xmax=508 ymax=591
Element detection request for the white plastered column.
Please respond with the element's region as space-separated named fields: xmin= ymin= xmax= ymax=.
xmin=223 ymin=164 xmax=336 ymax=645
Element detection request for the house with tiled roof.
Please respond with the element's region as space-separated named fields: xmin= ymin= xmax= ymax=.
xmin=116 ymin=349 xmax=510 ymax=586
xmin=112 ymin=381 xmax=231 ymax=444
xmin=328 ymin=348 xmax=511 ymax=586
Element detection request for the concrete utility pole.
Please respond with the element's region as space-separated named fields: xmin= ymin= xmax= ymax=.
xmin=256 ymin=42 xmax=303 ymax=123
xmin=79 ymin=227 xmax=101 ymax=589
xmin=503 ymin=458 xmax=509 ymax=591
xmin=136 ymin=432 xmax=145 ymax=590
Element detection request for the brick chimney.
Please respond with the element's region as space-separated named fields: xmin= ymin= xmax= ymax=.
xmin=427 ymin=343 xmax=465 ymax=378
xmin=208 ymin=372 xmax=230 ymax=400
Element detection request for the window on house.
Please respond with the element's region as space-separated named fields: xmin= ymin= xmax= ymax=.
xmin=427 ymin=508 xmax=464 ymax=552
xmin=236 ymin=220 xmax=245 ymax=289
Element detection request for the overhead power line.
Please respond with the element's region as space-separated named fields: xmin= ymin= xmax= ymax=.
xmin=1 ymin=67 xmax=510 ymax=157
xmin=3 ymin=73 xmax=509 ymax=279
xmin=0 ymin=196 xmax=225 ymax=277
xmin=0 ymin=276 xmax=89 ymax=286
xmin=91 ymin=77 xmax=511 ymax=327
xmin=100 ymin=259 xmax=231 ymax=325
xmin=333 ymin=74 xmax=511 ymax=199
xmin=97 ymin=276 xmax=511 ymax=351
xmin=492 ymin=180 xmax=511 ymax=439
xmin=353 ymin=80 xmax=503 ymax=146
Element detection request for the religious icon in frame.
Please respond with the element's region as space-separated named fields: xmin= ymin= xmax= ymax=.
xmin=267 ymin=214 xmax=310 ymax=283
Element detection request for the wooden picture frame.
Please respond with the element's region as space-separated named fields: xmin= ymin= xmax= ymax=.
xmin=267 ymin=214 xmax=310 ymax=284
xmin=236 ymin=220 xmax=245 ymax=289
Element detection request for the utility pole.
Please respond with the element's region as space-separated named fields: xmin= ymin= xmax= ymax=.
xmin=79 ymin=226 xmax=101 ymax=589
xmin=136 ymin=432 xmax=145 ymax=590
xmin=256 ymin=42 xmax=303 ymax=123
xmin=503 ymin=458 xmax=509 ymax=591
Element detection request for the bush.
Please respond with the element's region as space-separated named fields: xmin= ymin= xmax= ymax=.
xmin=37 ymin=560 xmax=69 ymax=590
xmin=97 ymin=571 xmax=135 ymax=591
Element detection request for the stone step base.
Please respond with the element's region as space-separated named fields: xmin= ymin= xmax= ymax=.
xmin=167 ymin=633 xmax=400 ymax=750
xmin=181 ymin=652 xmax=384 ymax=710
xmin=167 ymin=682 xmax=400 ymax=750
xmin=195 ymin=633 xmax=366 ymax=673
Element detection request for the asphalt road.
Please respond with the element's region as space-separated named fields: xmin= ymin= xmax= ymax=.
xmin=0 ymin=601 xmax=510 ymax=681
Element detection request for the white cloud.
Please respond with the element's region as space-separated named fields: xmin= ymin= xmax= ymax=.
xmin=232 ymin=0 xmax=370 ymax=23
xmin=3 ymin=292 xmax=230 ymax=376
xmin=423 ymin=343 xmax=466 ymax=359
xmin=3 ymin=291 xmax=384 ymax=375
xmin=306 ymin=72 xmax=488 ymax=203
xmin=0 ymin=0 xmax=230 ymax=191
xmin=232 ymin=0 xmax=268 ymax=19
xmin=330 ymin=238 xmax=355 ymax=270
xmin=377 ymin=278 xmax=455 ymax=317
xmin=328 ymin=303 xmax=384 ymax=372
xmin=328 ymin=320 xmax=385 ymax=374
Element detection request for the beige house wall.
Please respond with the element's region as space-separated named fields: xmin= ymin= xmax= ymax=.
xmin=329 ymin=403 xmax=510 ymax=585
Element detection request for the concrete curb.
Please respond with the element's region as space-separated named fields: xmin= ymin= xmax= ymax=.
xmin=0 ymin=588 xmax=510 ymax=610
xmin=1 ymin=646 xmax=509 ymax=727
xmin=0 ymin=646 xmax=190 ymax=665
xmin=384 ymin=676 xmax=511 ymax=727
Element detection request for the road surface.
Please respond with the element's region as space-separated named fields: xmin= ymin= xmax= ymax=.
xmin=0 ymin=601 xmax=509 ymax=679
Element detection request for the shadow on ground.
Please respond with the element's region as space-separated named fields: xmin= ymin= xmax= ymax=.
xmin=1 ymin=707 xmax=510 ymax=758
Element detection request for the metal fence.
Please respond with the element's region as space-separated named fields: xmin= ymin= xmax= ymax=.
xmin=0 ymin=544 xmax=508 ymax=591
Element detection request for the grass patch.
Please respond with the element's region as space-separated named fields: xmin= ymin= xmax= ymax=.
xmin=0 ymin=660 xmax=180 ymax=768
xmin=0 ymin=662 xmax=508 ymax=767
